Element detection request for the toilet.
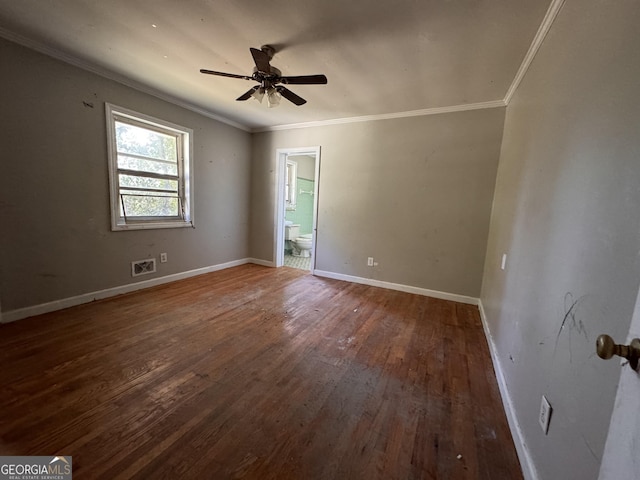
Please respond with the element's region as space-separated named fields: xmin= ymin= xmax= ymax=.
xmin=292 ymin=234 xmax=313 ymax=257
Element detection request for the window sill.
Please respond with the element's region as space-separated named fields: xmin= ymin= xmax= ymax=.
xmin=112 ymin=220 xmax=194 ymax=231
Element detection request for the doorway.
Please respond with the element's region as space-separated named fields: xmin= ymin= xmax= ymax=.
xmin=274 ymin=147 xmax=320 ymax=272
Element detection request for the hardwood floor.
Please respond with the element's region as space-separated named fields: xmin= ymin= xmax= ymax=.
xmin=0 ymin=264 xmax=522 ymax=479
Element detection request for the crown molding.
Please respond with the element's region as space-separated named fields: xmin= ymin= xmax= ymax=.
xmin=504 ymin=0 xmax=566 ymax=104
xmin=0 ymin=27 xmax=251 ymax=132
xmin=252 ymin=100 xmax=507 ymax=133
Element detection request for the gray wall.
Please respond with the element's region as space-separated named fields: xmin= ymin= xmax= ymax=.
xmin=251 ymin=108 xmax=505 ymax=297
xmin=481 ymin=1 xmax=640 ymax=479
xmin=0 ymin=38 xmax=251 ymax=312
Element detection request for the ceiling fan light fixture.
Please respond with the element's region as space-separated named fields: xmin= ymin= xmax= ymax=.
xmin=252 ymin=86 xmax=265 ymax=103
xmin=267 ymin=87 xmax=281 ymax=108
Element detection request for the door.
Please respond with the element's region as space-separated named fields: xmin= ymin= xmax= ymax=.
xmin=598 ymin=284 xmax=640 ymax=478
xmin=274 ymin=147 xmax=321 ymax=271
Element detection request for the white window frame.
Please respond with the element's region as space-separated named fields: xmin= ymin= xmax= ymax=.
xmin=106 ymin=103 xmax=194 ymax=231
xmin=285 ymin=160 xmax=297 ymax=210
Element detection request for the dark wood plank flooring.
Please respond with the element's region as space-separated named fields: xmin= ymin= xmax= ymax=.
xmin=0 ymin=264 xmax=522 ymax=479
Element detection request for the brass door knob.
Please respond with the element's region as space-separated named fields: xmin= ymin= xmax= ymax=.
xmin=596 ymin=334 xmax=640 ymax=371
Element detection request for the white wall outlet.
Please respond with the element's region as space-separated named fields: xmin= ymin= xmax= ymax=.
xmin=367 ymin=257 xmax=374 ymax=267
xmin=160 ymin=252 xmax=168 ymax=263
xmin=501 ymin=253 xmax=507 ymax=270
xmin=539 ymin=395 xmax=552 ymax=434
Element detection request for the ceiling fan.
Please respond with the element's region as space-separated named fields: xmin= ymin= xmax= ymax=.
xmin=200 ymin=45 xmax=327 ymax=107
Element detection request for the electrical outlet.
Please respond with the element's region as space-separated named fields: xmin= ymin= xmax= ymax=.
xmin=539 ymin=395 xmax=552 ymax=434
xmin=367 ymin=257 xmax=374 ymax=267
xmin=160 ymin=252 xmax=168 ymax=263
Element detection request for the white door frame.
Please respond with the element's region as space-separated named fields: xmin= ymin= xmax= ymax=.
xmin=274 ymin=146 xmax=321 ymax=271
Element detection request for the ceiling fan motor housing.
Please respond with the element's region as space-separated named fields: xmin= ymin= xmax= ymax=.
xmin=253 ymin=66 xmax=282 ymax=79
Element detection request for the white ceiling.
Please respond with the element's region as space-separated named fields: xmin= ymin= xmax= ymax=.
xmin=0 ymin=0 xmax=553 ymax=131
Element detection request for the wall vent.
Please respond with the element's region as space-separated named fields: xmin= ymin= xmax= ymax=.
xmin=131 ymin=258 xmax=156 ymax=277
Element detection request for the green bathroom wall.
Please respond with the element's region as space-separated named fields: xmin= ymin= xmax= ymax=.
xmin=285 ymin=177 xmax=314 ymax=234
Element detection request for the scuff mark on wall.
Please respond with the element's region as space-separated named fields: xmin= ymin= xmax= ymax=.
xmin=554 ymin=292 xmax=590 ymax=363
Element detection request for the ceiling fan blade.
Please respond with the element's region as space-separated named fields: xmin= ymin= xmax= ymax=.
xmin=250 ymin=47 xmax=271 ymax=73
xmin=277 ymin=86 xmax=307 ymax=106
xmin=200 ymin=69 xmax=253 ymax=80
xmin=236 ymin=86 xmax=259 ymax=101
xmin=280 ymin=74 xmax=328 ymax=85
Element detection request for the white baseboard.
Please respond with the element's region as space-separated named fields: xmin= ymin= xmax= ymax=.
xmin=313 ymin=270 xmax=479 ymax=305
xmin=3 ymin=261 xmax=473 ymax=323
xmin=1 ymin=258 xmax=254 ymax=323
xmin=478 ymin=300 xmax=538 ymax=480
xmin=249 ymin=257 xmax=275 ymax=267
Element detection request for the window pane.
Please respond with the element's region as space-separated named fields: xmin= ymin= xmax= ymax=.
xmin=119 ymin=174 xmax=178 ymax=192
xmin=118 ymin=154 xmax=178 ymax=176
xmin=121 ymin=195 xmax=180 ymax=217
xmin=115 ymin=121 xmax=177 ymax=161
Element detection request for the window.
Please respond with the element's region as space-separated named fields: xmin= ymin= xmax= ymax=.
xmin=285 ymin=160 xmax=297 ymax=210
xmin=106 ymin=103 xmax=194 ymax=230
